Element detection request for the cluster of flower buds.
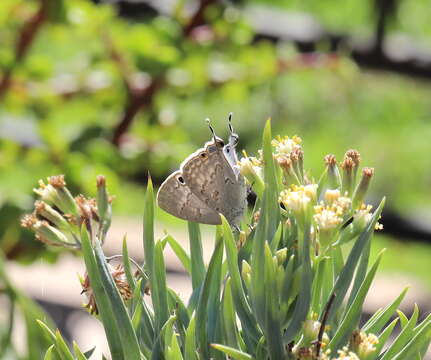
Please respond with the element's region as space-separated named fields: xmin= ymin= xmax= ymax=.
xmin=272 ymin=135 xmax=305 ymax=185
xmin=21 ymin=175 xmax=112 ymax=248
xmin=239 ymin=135 xmax=382 ymax=253
xmin=238 ymin=150 xmax=265 ymax=197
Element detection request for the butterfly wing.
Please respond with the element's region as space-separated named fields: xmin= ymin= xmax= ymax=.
xmin=181 ymin=141 xmax=247 ymax=225
xmin=157 ymin=170 xmax=221 ymax=225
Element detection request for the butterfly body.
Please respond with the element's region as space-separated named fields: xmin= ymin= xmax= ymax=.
xmin=157 ymin=122 xmax=247 ymax=226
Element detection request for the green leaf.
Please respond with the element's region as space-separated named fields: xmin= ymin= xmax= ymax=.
xmin=184 ymin=315 xmax=198 ymax=360
xmin=37 ymin=320 xmax=56 ymax=343
xmin=166 ymin=234 xmax=192 ymax=274
xmin=346 ymin=239 xmax=371 ymax=310
xmin=122 ymin=235 xmax=137 ymax=291
xmin=195 ymin=234 xmax=224 ymax=359
xmin=362 ymin=286 xmax=408 ymax=334
xmin=221 ymin=278 xmax=241 ymax=349
xmin=151 ymin=239 xmax=170 ymax=356
xmin=381 ymin=304 xmax=419 ymax=360
xmin=55 ymin=329 xmax=74 ymax=360
xmin=83 ymin=346 xmax=96 ymax=359
xmin=93 ymin=243 xmax=142 ymax=359
xmin=221 ymin=216 xmax=260 ymax=347
xmin=132 ymin=280 xmax=154 ymax=351
xmin=370 ymin=318 xmax=399 ymax=360
xmin=328 ymin=250 xmax=384 ymax=350
xmin=143 ymin=178 xmax=155 ymax=277
xmin=283 ymin=224 xmax=312 ymax=343
xmin=161 ymin=315 xmax=179 ymax=356
xmin=392 ymin=318 xmax=431 ymax=360
xmin=326 ymin=198 xmax=385 ymax=324
xmin=311 ymin=257 xmax=328 ymax=315
xmin=73 ymin=342 xmax=88 ymax=360
xmin=263 ymin=242 xmax=284 ymax=359
xmin=261 ymin=119 xmax=280 ymax=240
xmin=44 ymin=345 xmax=56 ymax=360
xmin=211 ymin=344 xmax=253 ymax=360
xmin=81 ymin=226 xmax=125 ymax=359
xmin=398 ymin=310 xmax=409 ymax=329
xmin=188 ymin=222 xmax=206 ymax=291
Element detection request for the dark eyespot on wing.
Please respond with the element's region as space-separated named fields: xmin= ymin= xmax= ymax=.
xmin=157 ymin=171 xmax=221 ymax=225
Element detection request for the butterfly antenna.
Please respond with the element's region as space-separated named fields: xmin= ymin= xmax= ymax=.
xmin=206 ymin=118 xmax=217 ymax=141
xmin=228 ymin=112 xmax=234 ymax=134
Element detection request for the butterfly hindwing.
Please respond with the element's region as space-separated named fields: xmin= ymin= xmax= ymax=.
xmin=157 ymin=170 xmax=221 ymax=225
xmin=181 ymin=140 xmax=246 ymax=225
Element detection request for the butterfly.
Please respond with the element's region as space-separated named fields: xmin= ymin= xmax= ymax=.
xmin=156 ymin=114 xmax=247 ymax=226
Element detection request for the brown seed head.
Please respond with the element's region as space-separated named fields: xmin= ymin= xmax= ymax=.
xmin=345 ymin=149 xmax=361 ymax=166
xmin=341 ymin=157 xmax=354 ymax=170
xmin=324 ymin=154 xmax=337 ymax=166
xmin=96 ymin=175 xmax=106 ymax=188
xmin=48 ymin=175 xmax=66 ymax=188
xmin=362 ymin=167 xmax=374 ymax=177
xmin=21 ymin=213 xmax=38 ymax=229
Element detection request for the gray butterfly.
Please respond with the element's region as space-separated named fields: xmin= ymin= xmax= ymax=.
xmin=157 ymin=114 xmax=247 ymax=226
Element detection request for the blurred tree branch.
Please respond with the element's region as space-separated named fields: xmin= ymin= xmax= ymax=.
xmin=0 ymin=0 xmax=48 ymax=100
xmin=183 ymin=0 xmax=218 ymax=36
xmin=110 ymin=0 xmax=219 ymax=146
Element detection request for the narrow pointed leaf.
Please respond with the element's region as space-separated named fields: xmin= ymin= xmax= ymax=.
xmin=328 ymin=250 xmax=384 ymax=350
xmin=326 ymin=198 xmax=385 ymax=324
xmin=166 ymin=234 xmax=191 ymax=274
xmin=283 ymin=224 xmax=312 ymax=343
xmin=195 ymin=236 xmax=223 ymax=359
xmin=122 ymin=235 xmax=136 ymax=291
xmin=211 ymin=344 xmax=253 ymax=360
xmin=381 ymin=304 xmax=419 ymax=360
xmin=369 ymin=318 xmax=399 ymax=360
xmin=73 ymin=342 xmax=88 ymax=360
xmin=188 ymin=222 xmax=206 ymax=291
xmin=80 ymin=227 xmax=124 ymax=359
xmin=143 ymin=178 xmax=155 ymax=276
xmin=94 ymin=243 xmax=142 ymax=359
xmin=362 ymin=286 xmax=408 ymax=334
xmin=221 ymin=217 xmax=260 ymax=345
xmin=392 ymin=319 xmax=431 ymax=360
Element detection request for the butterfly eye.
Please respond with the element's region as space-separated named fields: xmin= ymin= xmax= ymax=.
xmin=177 ymin=176 xmax=185 ymax=184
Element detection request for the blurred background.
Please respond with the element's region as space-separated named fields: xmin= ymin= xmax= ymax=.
xmin=0 ymin=0 xmax=430 ymax=358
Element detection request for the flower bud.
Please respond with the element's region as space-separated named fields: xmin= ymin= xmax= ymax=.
xmin=34 ymin=201 xmax=71 ymax=232
xmin=324 ymin=154 xmax=342 ymax=190
xmin=34 ymin=175 xmax=79 ymax=216
xmin=350 ymin=330 xmax=379 ymax=360
xmin=238 ymin=153 xmax=264 ymax=198
xmin=33 ymin=220 xmax=74 ymax=247
xmin=275 ymin=248 xmax=287 ymax=265
xmin=352 ymin=167 xmax=374 ymax=209
xmin=96 ymin=175 xmax=112 ymax=241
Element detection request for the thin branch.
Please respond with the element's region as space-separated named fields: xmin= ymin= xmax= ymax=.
xmin=110 ymin=0 xmax=219 ymax=146
xmin=183 ymin=0 xmax=218 ymax=36
xmin=315 ymin=292 xmax=336 ymax=358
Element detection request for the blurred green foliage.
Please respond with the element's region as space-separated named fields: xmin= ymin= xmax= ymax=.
xmin=1 ymin=0 xmax=431 ymax=266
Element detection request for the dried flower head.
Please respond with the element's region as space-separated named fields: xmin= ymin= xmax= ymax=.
xmin=80 ymin=263 xmax=132 ymax=315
